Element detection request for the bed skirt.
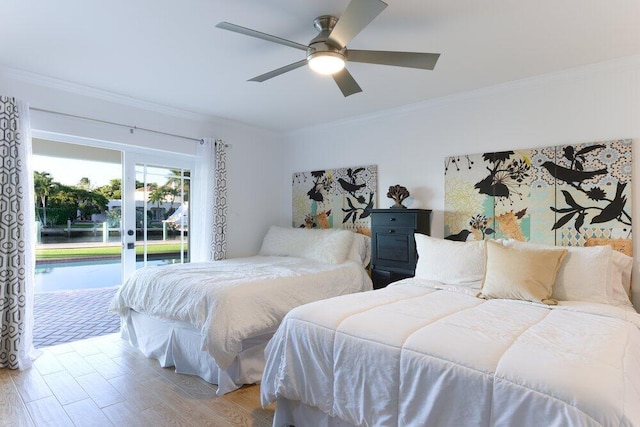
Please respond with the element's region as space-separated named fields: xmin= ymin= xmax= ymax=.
xmin=274 ymin=398 xmax=357 ymax=427
xmin=120 ymin=310 xmax=271 ymax=395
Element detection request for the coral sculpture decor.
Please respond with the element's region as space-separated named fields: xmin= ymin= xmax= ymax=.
xmin=387 ymin=185 xmax=410 ymax=209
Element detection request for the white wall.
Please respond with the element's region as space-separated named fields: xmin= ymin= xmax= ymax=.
xmin=283 ymin=55 xmax=640 ymax=308
xmin=0 ymin=68 xmax=285 ymax=257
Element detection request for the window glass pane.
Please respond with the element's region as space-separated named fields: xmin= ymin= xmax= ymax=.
xmin=135 ymin=164 xmax=190 ymax=269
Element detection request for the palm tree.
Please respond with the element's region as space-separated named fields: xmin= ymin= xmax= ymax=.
xmin=166 ymin=169 xmax=190 ymax=202
xmin=33 ymin=171 xmax=55 ymax=226
xmin=164 ymin=187 xmax=179 ymax=210
xmin=148 ymin=188 xmax=166 ymax=208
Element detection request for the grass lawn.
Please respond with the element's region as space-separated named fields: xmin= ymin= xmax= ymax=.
xmin=36 ymin=242 xmax=187 ymax=260
xmin=68 ymin=223 xmax=96 ymax=229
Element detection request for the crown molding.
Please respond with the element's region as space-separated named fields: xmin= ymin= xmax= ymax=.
xmin=0 ymin=65 xmax=213 ymax=122
xmin=286 ymin=54 xmax=640 ymax=137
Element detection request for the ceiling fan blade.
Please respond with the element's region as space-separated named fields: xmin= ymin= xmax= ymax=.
xmin=216 ymin=22 xmax=308 ymax=51
xmin=327 ymin=0 xmax=388 ymax=49
xmin=332 ymin=68 xmax=362 ymax=97
xmin=248 ymin=59 xmax=308 ymax=82
xmin=348 ymin=50 xmax=440 ymax=70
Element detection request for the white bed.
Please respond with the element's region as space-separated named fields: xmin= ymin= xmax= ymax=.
xmin=110 ymin=226 xmax=372 ymax=395
xmin=261 ymin=236 xmax=640 ymax=426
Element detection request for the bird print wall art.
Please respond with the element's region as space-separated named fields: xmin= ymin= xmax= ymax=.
xmin=444 ymin=139 xmax=632 ymax=250
xmin=292 ymin=165 xmax=377 ymax=231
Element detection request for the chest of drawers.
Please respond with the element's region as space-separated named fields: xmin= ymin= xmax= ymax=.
xmin=370 ymin=209 xmax=431 ymax=289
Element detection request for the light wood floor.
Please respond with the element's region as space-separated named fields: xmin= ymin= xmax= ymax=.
xmin=0 ymin=333 xmax=274 ymax=426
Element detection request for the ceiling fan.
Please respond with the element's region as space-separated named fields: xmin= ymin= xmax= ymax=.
xmin=216 ymin=0 xmax=440 ymax=97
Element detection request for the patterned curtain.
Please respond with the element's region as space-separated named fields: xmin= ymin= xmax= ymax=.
xmin=191 ymin=138 xmax=227 ymax=261
xmin=212 ymin=140 xmax=228 ymax=260
xmin=0 ymin=96 xmax=37 ymax=370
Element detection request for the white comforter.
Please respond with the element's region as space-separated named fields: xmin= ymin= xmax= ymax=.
xmin=109 ymin=256 xmax=372 ymax=370
xmin=262 ymin=278 xmax=640 ymax=427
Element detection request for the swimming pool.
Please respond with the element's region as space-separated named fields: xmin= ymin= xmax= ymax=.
xmin=35 ymin=258 xmax=180 ymax=293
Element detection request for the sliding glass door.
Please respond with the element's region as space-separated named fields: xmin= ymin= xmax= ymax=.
xmin=29 ymin=131 xmax=195 ymax=348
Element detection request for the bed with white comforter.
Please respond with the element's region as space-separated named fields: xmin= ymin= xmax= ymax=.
xmin=262 ymin=236 xmax=640 ymax=426
xmin=262 ymin=279 xmax=640 ymax=426
xmin=110 ymin=226 xmax=372 ymax=394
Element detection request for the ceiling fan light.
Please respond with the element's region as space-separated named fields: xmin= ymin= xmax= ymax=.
xmin=308 ymin=51 xmax=345 ymax=75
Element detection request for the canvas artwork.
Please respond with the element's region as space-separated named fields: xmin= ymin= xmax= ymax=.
xmin=292 ymin=165 xmax=377 ymax=231
xmin=444 ymin=139 xmax=632 ymax=252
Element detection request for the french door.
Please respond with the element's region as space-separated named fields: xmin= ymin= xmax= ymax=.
xmin=122 ymin=152 xmax=193 ymax=279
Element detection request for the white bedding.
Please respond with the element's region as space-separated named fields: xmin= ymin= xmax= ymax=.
xmin=110 ymin=255 xmax=372 ymax=370
xmin=261 ymin=277 xmax=640 ymax=426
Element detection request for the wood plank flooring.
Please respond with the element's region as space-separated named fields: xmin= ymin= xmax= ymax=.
xmin=0 ymin=333 xmax=274 ymax=426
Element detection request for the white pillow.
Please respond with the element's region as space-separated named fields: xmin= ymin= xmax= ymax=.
xmin=347 ymin=233 xmax=371 ymax=266
xmin=414 ymin=234 xmax=486 ymax=287
xmin=610 ymin=250 xmax=634 ymax=307
xmin=502 ymin=240 xmax=612 ymax=304
xmin=259 ymin=226 xmax=354 ymax=264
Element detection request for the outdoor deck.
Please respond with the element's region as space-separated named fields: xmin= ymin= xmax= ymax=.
xmin=34 ymin=287 xmax=120 ymax=348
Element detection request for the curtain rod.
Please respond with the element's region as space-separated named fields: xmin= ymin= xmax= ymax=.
xmin=30 ymin=107 xmax=210 ymax=144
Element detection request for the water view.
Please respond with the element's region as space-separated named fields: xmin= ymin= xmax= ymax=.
xmin=40 ymin=233 xmax=184 ymax=244
xmin=35 ymin=258 xmax=181 ymax=293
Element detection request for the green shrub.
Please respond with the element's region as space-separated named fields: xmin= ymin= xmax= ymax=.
xmin=35 ymin=207 xmax=72 ymax=226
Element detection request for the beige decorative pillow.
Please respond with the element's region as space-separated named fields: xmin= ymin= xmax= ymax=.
xmin=479 ymin=240 xmax=567 ymax=305
xmin=501 ymin=239 xmax=614 ymax=304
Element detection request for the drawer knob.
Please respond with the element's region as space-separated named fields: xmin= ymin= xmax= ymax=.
xmin=389 ymin=217 xmax=396 ymax=221
xmin=388 ymin=229 xmax=395 ymax=233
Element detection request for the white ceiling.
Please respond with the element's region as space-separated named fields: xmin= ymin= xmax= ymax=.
xmin=2 ymin=0 xmax=639 ymax=133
